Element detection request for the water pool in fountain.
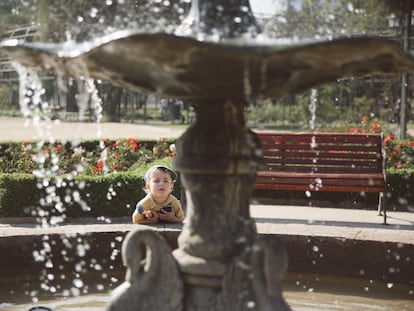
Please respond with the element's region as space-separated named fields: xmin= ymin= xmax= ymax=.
xmin=1 ymin=273 xmax=413 ymax=311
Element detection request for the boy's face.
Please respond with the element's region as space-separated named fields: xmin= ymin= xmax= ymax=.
xmin=146 ymin=169 xmax=174 ymax=200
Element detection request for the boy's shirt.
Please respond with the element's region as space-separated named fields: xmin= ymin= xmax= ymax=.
xmin=132 ymin=193 xmax=184 ymax=223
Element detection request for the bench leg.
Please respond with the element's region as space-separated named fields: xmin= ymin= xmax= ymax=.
xmin=378 ymin=192 xmax=387 ymax=225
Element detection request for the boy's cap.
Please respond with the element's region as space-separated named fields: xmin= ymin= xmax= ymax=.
xmin=144 ymin=165 xmax=177 ymax=183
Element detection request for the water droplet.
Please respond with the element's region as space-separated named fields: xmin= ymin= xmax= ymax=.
xmin=71 ymin=287 xmax=81 ymax=296
xmin=77 ymin=245 xmax=86 ymax=257
xmin=246 ymin=301 xmax=255 ymax=308
xmin=90 ymin=7 xmax=98 ymax=18
xmin=387 ymin=283 xmax=393 ymax=289
xmin=73 ymin=278 xmax=84 ymax=288
xmin=94 ymin=264 xmax=103 ymax=271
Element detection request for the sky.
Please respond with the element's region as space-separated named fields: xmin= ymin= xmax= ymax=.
xmin=250 ymin=0 xmax=302 ymax=17
xmin=250 ymin=0 xmax=279 ymax=16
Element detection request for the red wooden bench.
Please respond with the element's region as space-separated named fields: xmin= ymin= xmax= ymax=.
xmin=255 ymin=131 xmax=387 ymax=224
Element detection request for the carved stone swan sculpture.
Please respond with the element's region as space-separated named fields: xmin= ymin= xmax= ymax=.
xmin=107 ymin=227 xmax=183 ymax=311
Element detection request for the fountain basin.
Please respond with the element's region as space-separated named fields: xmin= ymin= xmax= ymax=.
xmin=1 ymin=204 xmax=413 ymax=304
xmin=2 ymin=32 xmax=414 ymax=100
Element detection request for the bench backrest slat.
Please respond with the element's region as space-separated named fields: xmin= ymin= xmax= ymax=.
xmin=258 ymin=131 xmax=384 ymax=174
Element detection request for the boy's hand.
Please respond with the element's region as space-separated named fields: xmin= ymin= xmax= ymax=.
xmin=143 ymin=210 xmax=160 ymax=223
xmin=159 ymin=208 xmax=180 ymax=223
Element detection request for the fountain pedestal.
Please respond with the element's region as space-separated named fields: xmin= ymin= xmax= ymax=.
xmin=173 ymin=99 xmax=264 ymax=299
xmin=174 ymin=100 xmax=293 ymax=310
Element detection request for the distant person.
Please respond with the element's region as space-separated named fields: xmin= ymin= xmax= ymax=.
xmin=172 ymin=99 xmax=185 ymax=123
xmin=160 ymin=98 xmax=169 ymax=121
xmin=132 ymin=165 xmax=184 ymax=224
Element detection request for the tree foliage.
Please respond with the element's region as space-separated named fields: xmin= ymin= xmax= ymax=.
xmin=37 ymin=0 xmax=189 ymax=42
xmin=262 ymin=0 xmax=393 ymax=39
xmin=1 ymin=0 xmax=189 ymax=42
xmin=0 ymin=0 xmax=36 ymax=33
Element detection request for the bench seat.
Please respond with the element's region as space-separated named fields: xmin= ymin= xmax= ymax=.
xmin=256 ymin=171 xmax=385 ymax=192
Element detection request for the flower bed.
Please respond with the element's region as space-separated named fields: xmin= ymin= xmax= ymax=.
xmin=0 ymin=138 xmax=176 ymax=175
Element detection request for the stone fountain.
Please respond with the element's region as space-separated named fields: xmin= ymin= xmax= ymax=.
xmin=2 ymin=1 xmax=414 ymax=310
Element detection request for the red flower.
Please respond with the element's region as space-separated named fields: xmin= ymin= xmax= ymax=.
xmin=397 ymin=162 xmax=403 ymax=169
xmin=112 ymin=164 xmax=120 ymax=170
xmin=127 ymin=138 xmax=138 ymax=144
xmin=97 ymin=160 xmax=104 ymax=168
xmin=408 ymin=141 xmax=414 ymax=147
xmin=130 ymin=143 xmax=138 ymax=150
xmin=55 ymin=146 xmax=62 ymax=153
xmin=361 ymin=115 xmax=368 ymax=122
xmin=113 ymin=152 xmax=119 ymax=158
xmin=384 ymin=136 xmax=395 ymax=143
xmin=370 ymin=123 xmax=381 ymax=131
xmin=349 ymin=127 xmax=361 ymax=133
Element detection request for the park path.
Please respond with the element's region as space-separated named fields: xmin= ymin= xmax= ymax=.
xmin=2 ymin=116 xmax=414 ymax=142
xmin=0 ymin=117 xmax=185 ymax=141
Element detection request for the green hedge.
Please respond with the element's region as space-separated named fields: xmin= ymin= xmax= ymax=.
xmin=385 ymin=169 xmax=414 ymax=211
xmin=0 ymin=173 xmax=39 ymax=216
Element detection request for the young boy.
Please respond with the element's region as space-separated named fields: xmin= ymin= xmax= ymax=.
xmin=132 ymin=165 xmax=184 ymax=224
